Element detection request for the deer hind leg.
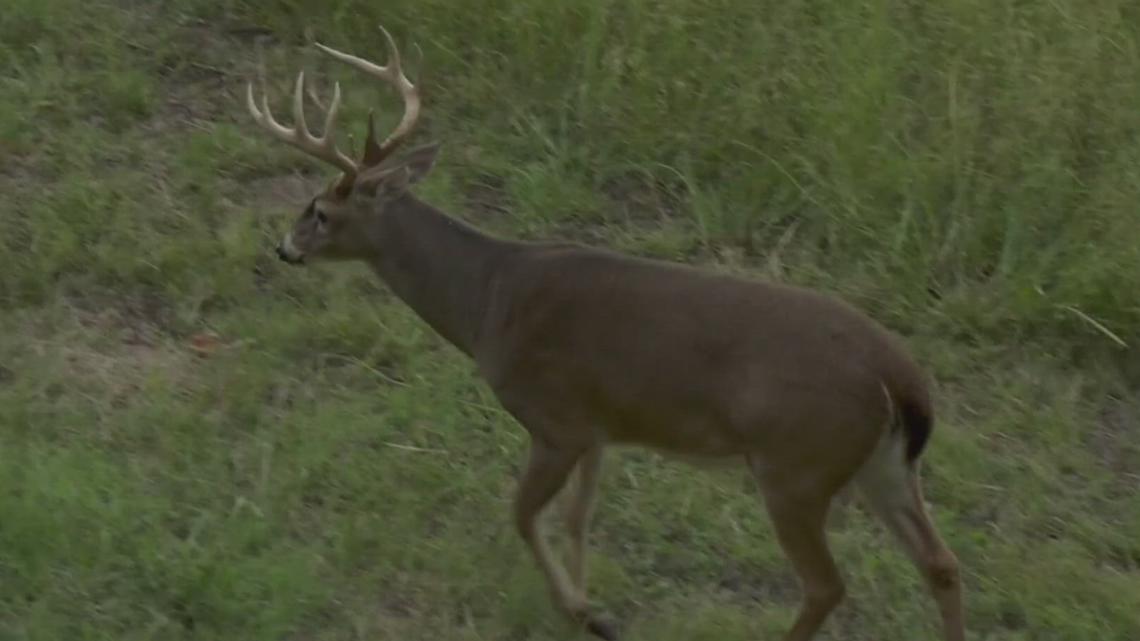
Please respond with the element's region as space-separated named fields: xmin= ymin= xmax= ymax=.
xmin=515 ymin=440 xmax=617 ymax=640
xmin=855 ymin=437 xmax=965 ymax=641
xmin=563 ymin=445 xmax=604 ymax=593
xmin=750 ymin=462 xmax=847 ymax=641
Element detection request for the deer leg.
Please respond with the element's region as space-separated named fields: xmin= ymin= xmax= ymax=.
xmin=515 ymin=440 xmax=616 ymax=640
xmin=752 ymin=467 xmax=846 ymax=641
xmin=857 ymin=457 xmax=965 ymax=641
xmin=563 ymin=445 xmax=603 ymax=593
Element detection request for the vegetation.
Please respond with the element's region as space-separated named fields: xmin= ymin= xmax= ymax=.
xmin=2 ymin=0 xmax=1137 ymax=639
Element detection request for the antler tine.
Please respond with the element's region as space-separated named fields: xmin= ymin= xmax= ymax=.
xmin=245 ymin=58 xmax=358 ymax=179
xmin=313 ymin=24 xmax=422 ymax=167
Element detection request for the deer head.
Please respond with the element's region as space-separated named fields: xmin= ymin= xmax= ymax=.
xmin=246 ymin=25 xmax=438 ymax=265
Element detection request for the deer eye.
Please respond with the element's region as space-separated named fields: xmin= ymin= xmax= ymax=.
xmin=315 ymin=210 xmax=328 ymax=225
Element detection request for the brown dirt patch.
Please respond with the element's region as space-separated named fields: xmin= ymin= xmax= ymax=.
xmin=8 ymin=304 xmax=213 ymax=411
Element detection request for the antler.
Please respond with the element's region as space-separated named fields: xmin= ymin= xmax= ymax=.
xmin=246 ymin=25 xmax=422 ymax=189
xmin=313 ymin=25 xmax=421 ymax=168
xmin=246 ymin=62 xmax=358 ymax=179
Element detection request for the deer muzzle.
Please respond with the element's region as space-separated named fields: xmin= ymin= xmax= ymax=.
xmin=276 ymin=236 xmax=305 ymax=265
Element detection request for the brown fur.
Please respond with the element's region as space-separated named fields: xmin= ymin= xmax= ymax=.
xmin=249 ymin=27 xmax=966 ymax=641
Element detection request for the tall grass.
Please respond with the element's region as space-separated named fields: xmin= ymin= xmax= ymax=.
xmin=193 ymin=0 xmax=1140 ymax=347
xmin=8 ymin=0 xmax=1140 ymax=347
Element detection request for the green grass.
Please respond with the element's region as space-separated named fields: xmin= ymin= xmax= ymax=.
xmin=2 ymin=0 xmax=1139 ymax=639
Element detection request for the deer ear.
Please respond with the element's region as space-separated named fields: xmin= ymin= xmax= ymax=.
xmin=355 ymin=142 xmax=442 ymax=196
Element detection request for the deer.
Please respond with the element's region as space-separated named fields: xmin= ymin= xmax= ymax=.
xmin=244 ymin=24 xmax=966 ymax=641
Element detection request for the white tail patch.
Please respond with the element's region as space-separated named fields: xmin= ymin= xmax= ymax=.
xmin=852 ymin=385 xmax=916 ymax=519
xmin=854 ymin=427 xmax=911 ymax=504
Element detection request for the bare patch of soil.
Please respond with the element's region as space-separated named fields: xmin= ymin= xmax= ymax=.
xmin=16 ymin=305 xmax=201 ymax=408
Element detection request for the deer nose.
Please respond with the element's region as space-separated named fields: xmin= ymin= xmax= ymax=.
xmin=276 ymin=243 xmax=305 ymax=265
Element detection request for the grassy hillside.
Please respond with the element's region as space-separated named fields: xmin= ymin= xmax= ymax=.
xmin=2 ymin=0 xmax=1138 ymax=639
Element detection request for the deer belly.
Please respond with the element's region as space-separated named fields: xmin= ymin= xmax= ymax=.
xmin=600 ymin=410 xmax=743 ymax=458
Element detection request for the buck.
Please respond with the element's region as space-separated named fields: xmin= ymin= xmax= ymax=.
xmin=245 ymin=24 xmax=966 ymax=641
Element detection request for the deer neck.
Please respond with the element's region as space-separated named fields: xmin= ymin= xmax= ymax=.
xmin=364 ymin=193 xmax=507 ymax=357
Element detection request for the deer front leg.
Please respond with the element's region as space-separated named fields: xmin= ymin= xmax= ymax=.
xmin=563 ymin=445 xmax=604 ymax=593
xmin=515 ymin=440 xmax=617 ymax=640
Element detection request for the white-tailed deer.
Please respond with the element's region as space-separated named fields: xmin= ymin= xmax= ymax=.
xmin=245 ymin=25 xmax=966 ymax=641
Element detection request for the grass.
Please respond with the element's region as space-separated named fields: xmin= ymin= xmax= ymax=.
xmin=2 ymin=0 xmax=1139 ymax=639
